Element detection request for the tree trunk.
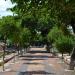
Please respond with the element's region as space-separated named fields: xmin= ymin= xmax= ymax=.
xmin=69 ymin=48 xmax=75 ymax=70
xmin=17 ymin=49 xmax=19 ymax=56
xmin=24 ymin=48 xmax=26 ymax=54
xmin=69 ymin=19 xmax=75 ymax=70
xmin=62 ymin=53 xmax=64 ymax=59
xmin=3 ymin=46 xmax=5 ymax=71
xmin=17 ymin=45 xmax=20 ymax=58
xmin=46 ymin=43 xmax=51 ymax=53
xmin=26 ymin=48 xmax=27 ymax=53
xmin=69 ymin=59 xmax=75 ymax=70
xmin=2 ymin=36 xmax=7 ymax=71
xmin=46 ymin=46 xmax=50 ymax=53
xmin=71 ymin=18 xmax=75 ymax=33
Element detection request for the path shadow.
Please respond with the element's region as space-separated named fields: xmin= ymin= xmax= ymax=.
xmin=20 ymin=55 xmax=54 ymax=58
xmin=28 ymin=50 xmax=49 ymax=53
xmin=21 ymin=58 xmax=46 ymax=61
xmin=23 ymin=62 xmax=43 ymax=65
xmin=18 ymin=71 xmax=54 ymax=75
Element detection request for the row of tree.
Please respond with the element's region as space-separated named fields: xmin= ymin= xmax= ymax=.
xmin=1 ymin=0 xmax=75 ymax=70
xmin=0 ymin=16 xmax=33 ymax=71
xmin=0 ymin=16 xmax=32 ymax=53
xmin=48 ymin=26 xmax=75 ymax=57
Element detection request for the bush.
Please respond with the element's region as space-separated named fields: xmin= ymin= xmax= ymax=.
xmin=55 ymin=36 xmax=74 ymax=57
xmin=47 ymin=26 xmax=63 ymax=43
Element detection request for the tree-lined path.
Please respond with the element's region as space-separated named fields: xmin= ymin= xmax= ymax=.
xmin=0 ymin=0 xmax=75 ymax=75
xmin=0 ymin=47 xmax=75 ymax=75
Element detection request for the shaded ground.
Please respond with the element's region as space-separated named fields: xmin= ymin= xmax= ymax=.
xmin=0 ymin=47 xmax=75 ymax=75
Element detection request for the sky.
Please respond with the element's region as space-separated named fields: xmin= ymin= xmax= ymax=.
xmin=0 ymin=0 xmax=15 ymax=17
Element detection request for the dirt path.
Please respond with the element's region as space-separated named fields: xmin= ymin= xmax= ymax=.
xmin=0 ymin=47 xmax=75 ymax=75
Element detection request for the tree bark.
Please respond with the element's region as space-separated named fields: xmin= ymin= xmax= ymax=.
xmin=2 ymin=35 xmax=7 ymax=71
xmin=69 ymin=19 xmax=75 ymax=70
xmin=71 ymin=18 xmax=75 ymax=33
xmin=69 ymin=48 xmax=75 ymax=70
xmin=62 ymin=53 xmax=64 ymax=59
xmin=46 ymin=42 xmax=51 ymax=53
xmin=3 ymin=45 xmax=5 ymax=71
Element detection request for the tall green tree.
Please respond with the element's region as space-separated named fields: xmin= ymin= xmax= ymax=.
xmin=0 ymin=16 xmax=19 ymax=71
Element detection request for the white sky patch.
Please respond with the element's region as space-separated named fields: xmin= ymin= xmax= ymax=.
xmin=0 ymin=0 xmax=15 ymax=17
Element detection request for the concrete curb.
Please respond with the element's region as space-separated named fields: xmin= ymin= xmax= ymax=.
xmin=57 ymin=53 xmax=71 ymax=65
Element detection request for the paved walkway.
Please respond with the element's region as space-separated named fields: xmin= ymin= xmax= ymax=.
xmin=0 ymin=47 xmax=75 ymax=75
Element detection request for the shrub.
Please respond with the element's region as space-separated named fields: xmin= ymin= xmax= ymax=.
xmin=47 ymin=26 xmax=63 ymax=43
xmin=55 ymin=36 xmax=74 ymax=58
